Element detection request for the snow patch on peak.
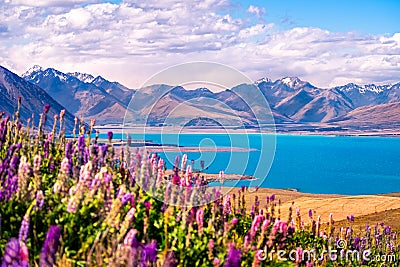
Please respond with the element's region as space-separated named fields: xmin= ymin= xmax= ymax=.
xmin=68 ymin=72 xmax=95 ymax=83
xmin=254 ymin=77 xmax=272 ymax=85
xmin=22 ymin=65 xmax=43 ymax=78
xmin=281 ymin=77 xmax=302 ymax=88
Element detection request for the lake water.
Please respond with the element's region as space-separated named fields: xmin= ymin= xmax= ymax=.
xmin=105 ymin=133 xmax=400 ymax=195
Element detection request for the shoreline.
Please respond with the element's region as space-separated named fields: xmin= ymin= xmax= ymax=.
xmin=94 ymin=125 xmax=400 ymax=138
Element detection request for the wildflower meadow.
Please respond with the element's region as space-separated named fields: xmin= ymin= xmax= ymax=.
xmin=0 ymin=103 xmax=399 ymax=266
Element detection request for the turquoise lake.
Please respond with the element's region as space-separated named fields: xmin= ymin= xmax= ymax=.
xmin=105 ymin=133 xmax=400 ymax=195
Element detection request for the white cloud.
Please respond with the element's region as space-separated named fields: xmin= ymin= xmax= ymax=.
xmin=247 ymin=5 xmax=265 ymax=19
xmin=0 ymin=1 xmax=399 ymax=89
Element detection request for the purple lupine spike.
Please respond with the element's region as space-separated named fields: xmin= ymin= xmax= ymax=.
xmin=270 ymin=194 xmax=275 ymax=202
xmin=142 ymin=240 xmax=157 ymax=264
xmin=107 ymin=131 xmax=113 ymax=142
xmin=308 ymin=209 xmax=313 ymax=219
xmin=1 ymin=238 xmax=28 ymax=267
xmin=18 ymin=214 xmax=30 ymax=243
xmin=36 ymin=190 xmax=44 ymax=210
xmin=40 ymin=225 xmax=61 ymax=267
xmin=65 ymin=141 xmax=73 ymax=158
xmin=121 ymin=193 xmax=133 ymax=205
xmin=78 ymin=135 xmax=85 ymax=150
xmin=224 ymin=243 xmax=241 ymax=267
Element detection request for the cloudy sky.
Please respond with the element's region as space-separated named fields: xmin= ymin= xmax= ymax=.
xmin=0 ymin=0 xmax=399 ymax=88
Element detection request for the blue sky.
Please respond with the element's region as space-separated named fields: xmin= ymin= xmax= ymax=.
xmin=237 ymin=0 xmax=400 ymax=34
xmin=0 ymin=0 xmax=399 ymax=88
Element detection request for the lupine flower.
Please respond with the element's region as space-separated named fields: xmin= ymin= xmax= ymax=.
xmin=296 ymin=207 xmax=300 ymax=217
xmin=33 ymin=154 xmax=41 ymax=172
xmin=250 ymin=215 xmax=263 ymax=240
xmin=35 ymin=190 xmax=44 ymax=210
xmin=107 ymin=131 xmax=113 ymax=142
xmin=224 ymin=243 xmax=241 ymax=267
xmin=308 ymin=209 xmax=313 ymax=219
xmin=18 ymin=214 xmax=30 ymax=243
xmin=173 ymin=155 xmax=180 ymax=170
xmin=40 ymin=225 xmax=61 ymax=267
xmin=270 ymin=194 xmax=275 ymax=202
xmin=213 ymin=258 xmax=221 ymax=267
xmin=223 ymin=194 xmax=231 ymax=215
xmin=124 ymin=229 xmax=139 ymax=248
xmin=196 ymin=208 xmax=204 ymax=235
xmin=208 ymin=239 xmax=215 ymax=252
xmin=181 ymin=154 xmax=187 ymax=173
xmin=1 ymin=238 xmax=28 ymax=267
xmin=142 ymin=240 xmax=157 ymax=264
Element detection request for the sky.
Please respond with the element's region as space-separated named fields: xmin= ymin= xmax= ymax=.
xmin=0 ymin=0 xmax=399 ymax=89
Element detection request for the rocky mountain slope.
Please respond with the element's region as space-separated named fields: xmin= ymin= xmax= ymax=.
xmin=21 ymin=66 xmax=400 ymax=129
xmin=0 ymin=66 xmax=75 ymax=129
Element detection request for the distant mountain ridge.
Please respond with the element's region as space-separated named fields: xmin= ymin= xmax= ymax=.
xmin=23 ymin=66 xmax=134 ymax=124
xmin=21 ymin=65 xmax=400 ymax=130
xmin=0 ymin=66 xmax=75 ymax=129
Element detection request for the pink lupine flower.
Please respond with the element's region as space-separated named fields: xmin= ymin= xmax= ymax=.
xmin=181 ymin=154 xmax=188 ymax=173
xmin=185 ymin=165 xmax=192 ymax=185
xmin=124 ymin=229 xmax=138 ymax=247
xmin=196 ymin=208 xmax=204 ymax=234
xmin=223 ymin=195 xmax=231 ymax=215
xmin=213 ymin=258 xmax=221 ymax=267
xmin=261 ymin=219 xmax=270 ymax=232
xmin=250 ymin=215 xmax=263 ymax=240
xmin=231 ymin=217 xmax=239 ymax=226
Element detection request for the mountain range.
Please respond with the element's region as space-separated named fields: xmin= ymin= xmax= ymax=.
xmin=1 ymin=64 xmax=399 ymax=132
xmin=0 ymin=66 xmax=75 ymax=130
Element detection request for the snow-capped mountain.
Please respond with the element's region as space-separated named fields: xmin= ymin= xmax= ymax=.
xmin=23 ymin=66 xmax=134 ymax=124
xmin=0 ymin=66 xmax=75 ymax=129
xmin=68 ymin=72 xmax=95 ymax=83
xmin=19 ymin=65 xmax=400 ymax=128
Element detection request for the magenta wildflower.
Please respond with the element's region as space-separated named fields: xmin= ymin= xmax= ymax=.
xmin=143 ymin=201 xmax=151 ymax=213
xmin=43 ymin=104 xmax=50 ymax=114
xmin=308 ymin=209 xmax=313 ymax=219
xmin=231 ymin=217 xmax=239 ymax=226
xmin=224 ymin=243 xmax=241 ymax=267
xmin=40 ymin=225 xmax=61 ymax=267
xmin=1 ymin=238 xmax=28 ymax=267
